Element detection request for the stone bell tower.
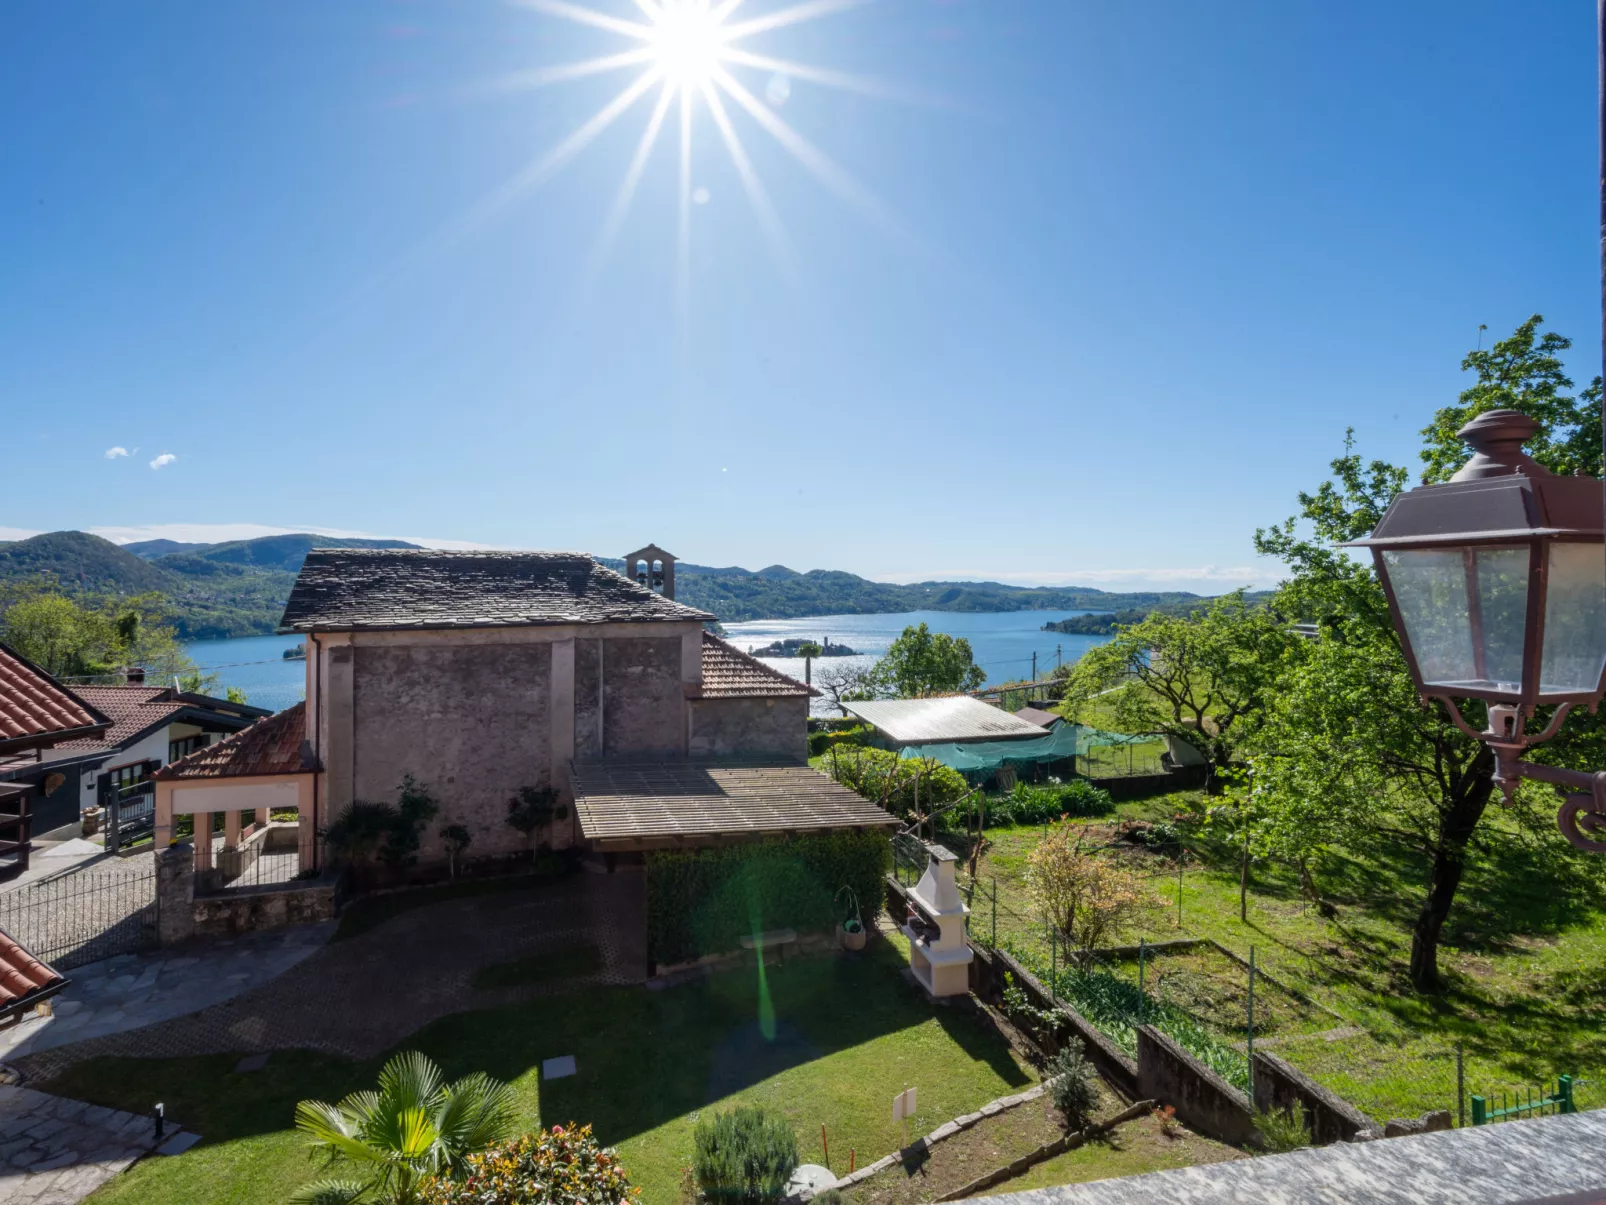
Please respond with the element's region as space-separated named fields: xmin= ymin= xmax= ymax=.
xmin=623 ymin=544 xmax=676 ymax=600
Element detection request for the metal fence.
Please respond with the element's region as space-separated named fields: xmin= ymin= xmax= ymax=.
xmin=896 ymin=831 xmax=1598 ymax=1127
xmin=0 ymin=858 xmax=157 ymax=969
xmin=198 ymin=826 xmax=318 ymax=894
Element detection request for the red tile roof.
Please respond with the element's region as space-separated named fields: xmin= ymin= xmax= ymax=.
xmin=155 ymin=702 xmax=317 ymax=780
xmin=0 ymin=929 xmax=66 ymax=1015
xmin=0 ymin=644 xmax=110 ymax=751
xmin=51 ymin=686 xmax=186 ymax=752
xmin=695 ymin=633 xmax=819 ymax=699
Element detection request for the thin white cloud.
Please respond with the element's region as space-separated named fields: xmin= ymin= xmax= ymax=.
xmin=0 ymin=527 xmax=40 ymax=542
xmin=148 ymin=453 xmax=177 ymax=470
xmin=104 ymin=446 xmax=130 ymax=459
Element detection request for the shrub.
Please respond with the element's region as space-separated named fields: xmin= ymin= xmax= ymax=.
xmin=824 ymin=746 xmax=968 ymax=819
xmin=991 ymin=780 xmax=1114 ymax=826
xmin=692 ymin=1106 xmax=798 ymax=1205
xmin=646 ymin=831 xmax=889 ymax=965
xmin=420 ymin=1124 xmax=641 ymax=1205
xmin=1251 ymin=1104 xmax=1312 ymax=1153
xmin=808 ymin=726 xmax=869 ymax=757
xmin=323 ymin=774 xmax=440 ymax=867
xmin=1027 ymin=829 xmax=1148 ymax=951
xmin=507 ymin=785 xmax=569 ymax=857
xmin=1046 ymin=1040 xmax=1100 ymax=1128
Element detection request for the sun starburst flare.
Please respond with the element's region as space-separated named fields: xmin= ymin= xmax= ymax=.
xmin=486 ymin=0 xmax=905 ymax=303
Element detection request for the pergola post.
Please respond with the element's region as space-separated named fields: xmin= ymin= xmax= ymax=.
xmin=193 ymin=814 xmax=214 ymax=872
xmin=223 ymin=810 xmax=242 ymax=850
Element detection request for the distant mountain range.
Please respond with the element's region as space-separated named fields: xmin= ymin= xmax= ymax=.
xmin=0 ymin=530 xmax=1270 ymax=639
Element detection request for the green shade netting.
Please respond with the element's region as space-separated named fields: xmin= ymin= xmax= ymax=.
xmin=895 ymin=723 xmax=1156 ymax=778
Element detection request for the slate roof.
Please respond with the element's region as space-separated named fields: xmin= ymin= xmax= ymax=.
xmin=1012 ymin=706 xmax=1065 ymax=729
xmin=841 ymin=696 xmax=1046 ymax=744
xmin=156 ymin=702 xmax=318 ymax=780
xmin=279 ymin=550 xmax=714 ymax=632
xmin=0 ymin=644 xmax=110 ymax=753
xmin=0 ymin=928 xmax=66 ymax=1017
xmin=572 ymin=760 xmax=898 ymax=847
xmin=695 ymin=634 xmax=819 ymax=699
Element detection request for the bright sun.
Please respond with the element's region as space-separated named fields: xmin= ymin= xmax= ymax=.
xmin=482 ymin=0 xmax=899 ymax=308
xmin=649 ymin=1 xmax=725 ymax=90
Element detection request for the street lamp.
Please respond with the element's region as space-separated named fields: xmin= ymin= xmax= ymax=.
xmin=1348 ymin=408 xmax=1606 ymax=852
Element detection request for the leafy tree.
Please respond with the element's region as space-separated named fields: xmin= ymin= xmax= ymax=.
xmin=812 ymin=661 xmax=877 ymax=716
xmin=0 ymin=583 xmax=209 ymax=686
xmin=1046 ymin=1041 xmax=1100 ymax=1128
xmin=292 ymin=1051 xmax=516 ymax=1205
xmin=868 ymin=622 xmax=985 ymax=697
xmin=1056 ymin=592 xmax=1293 ymax=783
xmin=1420 ymin=314 xmax=1603 ymax=482
xmin=324 ymin=776 xmax=440 ymax=869
xmin=506 ymin=785 xmax=568 ymax=861
xmin=1251 ymin=316 xmax=1604 ymax=989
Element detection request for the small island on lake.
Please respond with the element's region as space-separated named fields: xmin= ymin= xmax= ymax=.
xmin=1043 ymin=611 xmax=1148 ymax=635
xmin=283 ymin=643 xmax=307 ymax=660
xmin=747 ymin=637 xmax=858 ymax=657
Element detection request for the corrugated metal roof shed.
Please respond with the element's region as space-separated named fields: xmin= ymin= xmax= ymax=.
xmin=571 ymin=760 xmax=898 ymax=849
xmin=842 ymin=696 xmax=1045 ymax=744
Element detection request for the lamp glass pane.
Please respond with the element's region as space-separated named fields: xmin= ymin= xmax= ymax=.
xmin=1383 ymin=546 xmax=1529 ymax=694
xmin=1540 ymin=540 xmax=1606 ymax=697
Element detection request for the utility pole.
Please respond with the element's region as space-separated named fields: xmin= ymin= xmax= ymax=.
xmin=1031 ymin=651 xmax=1037 ymax=682
xmin=1056 ymin=644 xmax=1062 ymax=669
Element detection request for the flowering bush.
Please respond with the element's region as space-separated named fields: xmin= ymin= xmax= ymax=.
xmin=419 ymin=1124 xmax=640 ymax=1205
xmin=1027 ymin=828 xmax=1148 ymax=951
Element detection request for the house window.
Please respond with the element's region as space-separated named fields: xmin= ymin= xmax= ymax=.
xmin=107 ymin=762 xmax=155 ymax=791
xmin=169 ymin=734 xmax=210 ymax=763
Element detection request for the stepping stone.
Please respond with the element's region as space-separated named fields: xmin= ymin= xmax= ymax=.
xmin=157 ymin=1131 xmax=201 ymax=1156
xmin=234 ymin=1054 xmax=269 ymax=1074
xmin=542 ymin=1055 xmax=576 ymax=1080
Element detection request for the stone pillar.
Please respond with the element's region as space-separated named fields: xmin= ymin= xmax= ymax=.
xmin=325 ymin=642 xmax=356 ymax=815
xmin=223 ymin=810 xmax=241 ymax=849
xmin=194 ymin=815 xmax=214 ymax=871
xmin=156 ymin=843 xmax=197 ymax=946
xmin=153 ymin=783 xmax=174 ymax=850
xmin=297 ymin=805 xmax=317 ymax=870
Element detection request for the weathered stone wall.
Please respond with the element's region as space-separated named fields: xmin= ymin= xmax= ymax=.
xmin=1137 ymin=1025 xmax=1258 ymax=1147
xmin=156 ymin=843 xmax=339 ymax=942
xmin=190 ymin=878 xmax=339 ymax=938
xmin=574 ymin=637 xmax=604 ymax=761
xmin=601 ymin=637 xmax=685 ymax=757
xmin=352 ymin=642 xmax=553 ymax=857
xmin=1253 ymin=1050 xmax=1379 ymax=1143
xmin=688 ymin=697 xmax=808 ymax=760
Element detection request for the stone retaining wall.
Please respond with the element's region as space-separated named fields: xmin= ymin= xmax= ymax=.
xmin=1253 ymin=1050 xmax=1379 ymax=1143
xmin=157 ymin=844 xmax=341 ymax=943
xmin=1137 ymin=1025 xmax=1258 ymax=1147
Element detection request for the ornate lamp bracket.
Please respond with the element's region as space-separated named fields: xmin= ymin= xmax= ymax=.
xmin=1431 ymin=696 xmax=1606 ymax=853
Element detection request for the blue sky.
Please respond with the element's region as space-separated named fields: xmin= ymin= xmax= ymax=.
xmin=2 ymin=0 xmax=1599 ymax=592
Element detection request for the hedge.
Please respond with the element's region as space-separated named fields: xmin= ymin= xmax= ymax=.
xmin=646 ymin=831 xmax=890 ymax=966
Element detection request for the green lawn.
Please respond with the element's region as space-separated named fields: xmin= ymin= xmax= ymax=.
xmin=951 ymin=791 xmax=1606 ymax=1123
xmin=67 ymin=936 xmax=1034 ymax=1205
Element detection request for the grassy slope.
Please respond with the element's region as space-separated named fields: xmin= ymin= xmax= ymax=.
xmin=69 ymin=938 xmax=1034 ymax=1205
xmin=961 ymin=791 xmax=1606 ymax=1122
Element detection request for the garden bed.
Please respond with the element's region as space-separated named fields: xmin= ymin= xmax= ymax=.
xmin=838 ymin=1083 xmax=1241 ymax=1205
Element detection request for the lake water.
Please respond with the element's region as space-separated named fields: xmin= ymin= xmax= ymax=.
xmin=183 ymin=610 xmax=1111 ymax=714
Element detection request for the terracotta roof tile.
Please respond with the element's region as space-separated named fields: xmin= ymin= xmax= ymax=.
xmin=279 ymin=550 xmax=714 ymax=632
xmin=155 ymin=702 xmax=316 ymax=780
xmin=0 ymin=929 xmax=66 ymax=1014
xmin=0 ymin=644 xmax=110 ymax=751
xmin=695 ymin=633 xmax=819 ymax=699
xmin=49 ymin=686 xmax=267 ymax=755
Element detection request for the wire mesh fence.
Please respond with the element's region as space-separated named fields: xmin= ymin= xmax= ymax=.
xmin=894 ymin=830 xmax=1597 ymax=1128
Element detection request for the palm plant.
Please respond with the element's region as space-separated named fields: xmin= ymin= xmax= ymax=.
xmin=291 ymin=1051 xmax=517 ymax=1205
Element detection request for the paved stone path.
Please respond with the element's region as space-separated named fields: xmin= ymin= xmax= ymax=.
xmin=15 ymin=868 xmax=646 ymax=1083
xmin=0 ymin=924 xmax=335 ymax=1065
xmin=0 ymin=1085 xmax=191 ymax=1205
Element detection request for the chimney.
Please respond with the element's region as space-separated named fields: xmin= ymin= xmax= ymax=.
xmin=623 ymin=545 xmax=676 ymax=600
xmin=124 ymin=666 xmax=146 ymax=686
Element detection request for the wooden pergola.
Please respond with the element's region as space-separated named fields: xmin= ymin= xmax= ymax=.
xmin=571 ymin=759 xmax=898 ymax=852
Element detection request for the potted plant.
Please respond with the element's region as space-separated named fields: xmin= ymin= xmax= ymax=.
xmin=835 ymin=886 xmax=867 ymax=952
